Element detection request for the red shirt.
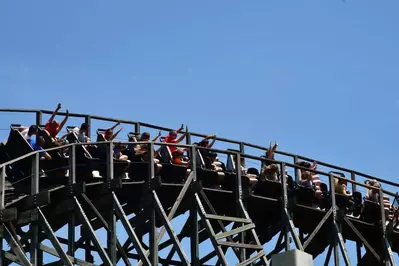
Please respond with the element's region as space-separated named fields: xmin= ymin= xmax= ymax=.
xmin=45 ymin=121 xmax=59 ymax=138
xmin=164 ymin=135 xmax=177 ymax=153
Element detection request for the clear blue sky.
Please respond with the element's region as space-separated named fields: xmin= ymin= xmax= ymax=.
xmin=1 ymin=0 xmax=398 ymax=264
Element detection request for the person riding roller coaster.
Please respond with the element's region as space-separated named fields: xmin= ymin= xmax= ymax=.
xmin=103 ymin=121 xmax=123 ymax=141
xmin=165 ymin=124 xmax=187 ymax=153
xmin=45 ymin=103 xmax=69 ymax=139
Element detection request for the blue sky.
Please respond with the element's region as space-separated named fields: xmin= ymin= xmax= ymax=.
xmin=1 ymin=0 xmax=398 ymax=264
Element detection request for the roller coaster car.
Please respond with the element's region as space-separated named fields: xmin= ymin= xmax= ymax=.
xmin=37 ymin=128 xmax=69 ymax=170
xmin=65 ymin=131 xmax=100 ymax=181
xmin=125 ymin=132 xmax=139 ymax=159
xmin=252 ymin=156 xmax=281 ymax=200
xmin=4 ymin=128 xmax=64 ymax=193
xmin=329 ymin=171 xmax=362 ymax=215
xmin=361 ymin=199 xmax=381 ymax=224
xmin=294 ymin=185 xmax=314 ymax=207
xmin=157 ymin=145 xmax=187 ymax=183
xmin=253 ymin=180 xmax=282 ymax=200
xmin=194 ymin=149 xmax=223 ymax=189
xmin=123 ymin=134 xmax=153 ymax=182
xmin=0 ymin=141 xmax=8 ymax=164
xmin=224 ymin=152 xmax=251 ymax=197
xmin=95 ymin=131 xmax=129 ymax=179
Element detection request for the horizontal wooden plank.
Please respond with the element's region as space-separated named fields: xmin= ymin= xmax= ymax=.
xmin=40 ymin=244 xmax=97 ymax=266
xmin=205 ymin=214 xmax=251 ymax=224
xmin=0 ymin=208 xmax=17 ymax=222
xmin=217 ymin=240 xmax=263 ymax=250
xmin=236 ymin=250 xmax=265 ymax=266
xmin=50 ymin=182 xmax=85 ymax=202
xmin=13 ymin=191 xmax=50 ymax=211
xmin=17 ymin=209 xmax=38 ymax=225
xmin=215 ymin=224 xmax=255 ymax=240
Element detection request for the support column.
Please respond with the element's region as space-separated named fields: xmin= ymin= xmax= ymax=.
xmin=0 ymin=167 xmax=5 ymax=266
xmin=190 ymin=146 xmax=199 ymax=266
xmin=30 ymin=153 xmax=42 ymax=265
xmin=106 ymin=142 xmax=117 ymax=264
xmin=379 ymin=188 xmax=395 ymax=266
xmin=281 ymin=163 xmax=290 ymax=251
xmin=85 ymin=116 xmax=91 ymax=139
xmin=35 ymin=111 xmax=42 ymax=127
xmin=329 ymin=173 xmax=339 ymax=266
xmin=135 ymin=122 xmax=141 ymax=135
xmin=68 ymin=145 xmax=76 ymax=257
xmin=235 ymin=152 xmax=246 ymax=262
xmin=148 ymin=142 xmax=158 ymax=265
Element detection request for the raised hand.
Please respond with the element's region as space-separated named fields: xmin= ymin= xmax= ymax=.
xmin=311 ymin=161 xmax=317 ymax=170
xmin=180 ymin=124 xmax=184 ymax=130
xmin=157 ymin=130 xmax=162 ymax=137
xmin=57 ymin=103 xmax=62 ymax=110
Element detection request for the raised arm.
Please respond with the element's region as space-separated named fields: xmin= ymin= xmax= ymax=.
xmin=110 ymin=128 xmax=123 ymax=141
xmin=272 ymin=141 xmax=278 ymax=152
xmin=109 ymin=121 xmax=121 ymax=131
xmin=267 ymin=141 xmax=278 ymax=159
xmin=176 ymin=124 xmax=184 ymax=134
xmin=175 ymin=132 xmax=187 ymax=144
xmin=56 ymin=110 xmax=69 ymax=135
xmin=206 ymin=134 xmax=217 ymax=148
xmin=48 ymin=103 xmax=62 ymax=123
xmin=152 ymin=131 xmax=162 ymax=142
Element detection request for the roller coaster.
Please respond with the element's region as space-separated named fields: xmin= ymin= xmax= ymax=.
xmin=0 ymin=108 xmax=398 ymax=266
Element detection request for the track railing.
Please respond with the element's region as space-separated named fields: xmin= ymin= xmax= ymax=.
xmin=0 ymin=108 xmax=397 ymax=190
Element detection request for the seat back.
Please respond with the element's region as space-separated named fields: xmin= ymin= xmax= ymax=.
xmin=158 ymin=145 xmax=172 ymax=163
xmin=254 ymin=180 xmax=282 ymax=199
xmin=296 ymin=185 xmax=315 ymax=206
xmin=127 ymin=132 xmax=139 ymax=142
xmin=66 ymin=126 xmax=77 ymax=133
xmin=96 ymin=130 xmax=106 ymax=142
xmin=362 ymin=199 xmax=381 ymax=223
xmin=5 ymin=129 xmax=34 ymax=181
xmin=67 ymin=132 xmax=93 ymax=160
xmin=226 ymin=155 xmax=235 ymax=172
xmin=7 ymin=129 xmax=33 ymax=160
xmin=96 ymin=131 xmax=108 ymax=160
xmin=37 ymin=128 xmax=55 ymax=149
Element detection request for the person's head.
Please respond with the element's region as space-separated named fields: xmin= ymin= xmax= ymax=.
xmin=51 ymin=120 xmax=60 ymax=129
xmin=207 ymin=152 xmax=217 ymax=163
xmin=169 ymin=130 xmax=178 ymax=140
xmin=338 ymin=178 xmax=347 ymax=186
xmin=265 ymin=164 xmax=279 ymax=173
xmin=105 ymin=129 xmax=113 ymax=140
xmin=141 ymin=132 xmax=150 ymax=141
xmin=368 ymin=179 xmax=381 ymax=193
xmin=80 ymin=123 xmax=89 ymax=134
xmin=115 ymin=142 xmax=126 ymax=151
xmin=297 ymin=161 xmax=311 ymax=168
xmin=36 ymin=136 xmax=45 ymax=147
xmin=199 ymin=139 xmax=209 ymax=147
xmin=28 ymin=125 xmax=38 ymax=136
